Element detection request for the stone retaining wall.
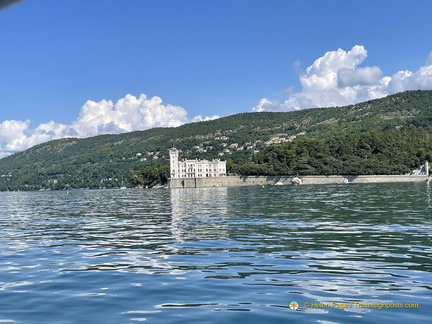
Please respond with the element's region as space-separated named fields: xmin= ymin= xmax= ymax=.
xmin=168 ymin=175 xmax=428 ymax=188
xmin=301 ymin=175 xmax=429 ymax=184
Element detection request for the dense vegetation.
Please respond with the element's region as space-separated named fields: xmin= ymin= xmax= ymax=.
xmin=230 ymin=126 xmax=432 ymax=176
xmin=131 ymin=165 xmax=169 ymax=188
xmin=0 ymin=90 xmax=431 ymax=190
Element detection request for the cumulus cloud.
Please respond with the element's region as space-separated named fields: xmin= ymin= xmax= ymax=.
xmin=0 ymin=94 xmax=219 ymax=157
xmin=0 ymin=119 xmax=30 ymax=155
xmin=191 ymin=114 xmax=220 ymax=122
xmin=71 ymin=94 xmax=190 ymax=137
xmin=338 ymin=66 xmax=383 ymax=87
xmin=252 ymin=45 xmax=432 ymax=112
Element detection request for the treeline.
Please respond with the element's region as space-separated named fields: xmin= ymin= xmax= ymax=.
xmin=131 ymin=165 xmax=169 ymax=188
xmin=230 ymin=126 xmax=432 ymax=176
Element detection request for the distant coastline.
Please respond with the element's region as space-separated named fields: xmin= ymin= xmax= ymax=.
xmin=168 ymin=174 xmax=429 ymax=189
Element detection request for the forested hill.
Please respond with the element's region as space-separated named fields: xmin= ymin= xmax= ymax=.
xmin=0 ymin=90 xmax=432 ymax=190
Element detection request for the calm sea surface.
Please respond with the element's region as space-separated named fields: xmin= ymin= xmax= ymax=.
xmin=0 ymin=183 xmax=431 ymax=323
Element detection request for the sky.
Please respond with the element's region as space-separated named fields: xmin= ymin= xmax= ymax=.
xmin=1 ymin=0 xmax=432 ymax=157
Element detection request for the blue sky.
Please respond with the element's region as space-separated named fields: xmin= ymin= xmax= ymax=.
xmin=1 ymin=0 xmax=432 ymax=156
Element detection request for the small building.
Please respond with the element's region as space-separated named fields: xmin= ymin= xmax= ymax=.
xmin=169 ymin=148 xmax=226 ymax=179
xmin=412 ymin=161 xmax=429 ymax=175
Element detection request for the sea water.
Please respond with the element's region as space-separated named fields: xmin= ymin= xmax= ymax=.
xmin=0 ymin=183 xmax=431 ymax=323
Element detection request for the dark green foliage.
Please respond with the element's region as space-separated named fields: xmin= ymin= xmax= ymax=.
xmin=131 ymin=165 xmax=169 ymax=187
xmin=233 ymin=126 xmax=432 ymax=176
xmin=0 ymin=90 xmax=432 ymax=190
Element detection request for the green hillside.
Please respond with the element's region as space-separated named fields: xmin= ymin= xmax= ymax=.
xmin=0 ymin=90 xmax=432 ymax=190
xmin=231 ymin=126 xmax=432 ymax=176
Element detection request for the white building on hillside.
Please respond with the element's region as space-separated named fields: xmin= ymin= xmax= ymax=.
xmin=169 ymin=148 xmax=226 ymax=179
xmin=412 ymin=161 xmax=429 ymax=175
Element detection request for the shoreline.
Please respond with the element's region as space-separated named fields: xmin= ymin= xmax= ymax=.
xmin=168 ymin=174 xmax=429 ymax=189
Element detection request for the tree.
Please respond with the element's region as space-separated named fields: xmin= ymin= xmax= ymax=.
xmin=131 ymin=165 xmax=170 ymax=187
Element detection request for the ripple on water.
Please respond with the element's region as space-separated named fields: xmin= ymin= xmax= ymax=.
xmin=0 ymin=184 xmax=431 ymax=323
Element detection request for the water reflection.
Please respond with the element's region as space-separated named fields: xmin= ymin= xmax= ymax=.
xmin=0 ymin=184 xmax=431 ymax=323
xmin=427 ymin=181 xmax=432 ymax=208
xmin=169 ymin=187 xmax=229 ymax=243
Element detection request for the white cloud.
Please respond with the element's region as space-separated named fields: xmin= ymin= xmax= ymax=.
xmin=300 ymin=45 xmax=368 ymax=92
xmin=71 ymin=94 xmax=190 ymax=137
xmin=252 ymin=45 xmax=432 ymax=112
xmin=0 ymin=119 xmax=75 ymax=158
xmin=191 ymin=114 xmax=221 ymax=122
xmin=0 ymin=94 xmax=220 ymax=157
xmin=0 ymin=119 xmax=30 ymax=153
xmin=338 ymin=66 xmax=383 ymax=87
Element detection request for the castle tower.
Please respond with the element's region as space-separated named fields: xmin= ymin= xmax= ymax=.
xmin=169 ymin=148 xmax=179 ymax=179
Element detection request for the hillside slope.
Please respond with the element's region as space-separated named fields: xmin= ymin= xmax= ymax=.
xmin=0 ymin=90 xmax=431 ymax=190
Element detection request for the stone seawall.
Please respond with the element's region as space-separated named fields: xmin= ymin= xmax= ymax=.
xmin=300 ymin=175 xmax=429 ymax=184
xmin=168 ymin=176 xmax=294 ymax=188
xmin=168 ymin=175 xmax=429 ymax=188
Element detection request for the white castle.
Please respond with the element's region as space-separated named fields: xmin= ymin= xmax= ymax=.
xmin=169 ymin=148 xmax=226 ymax=179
